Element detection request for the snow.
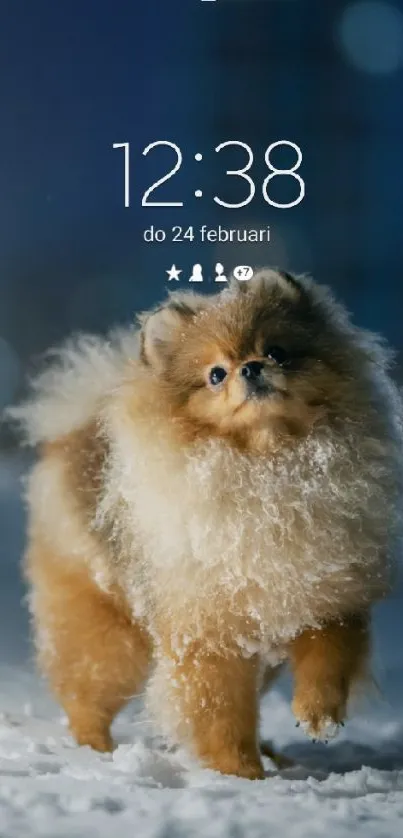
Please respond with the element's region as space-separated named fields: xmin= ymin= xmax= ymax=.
xmin=1 ymin=455 xmax=403 ymax=837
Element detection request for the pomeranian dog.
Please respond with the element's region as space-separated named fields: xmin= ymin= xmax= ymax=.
xmin=9 ymin=269 xmax=403 ymax=779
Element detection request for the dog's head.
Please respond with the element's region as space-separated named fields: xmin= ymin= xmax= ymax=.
xmin=138 ymin=269 xmax=374 ymax=452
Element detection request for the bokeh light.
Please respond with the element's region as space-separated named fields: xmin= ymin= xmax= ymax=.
xmin=338 ymin=1 xmax=403 ymax=75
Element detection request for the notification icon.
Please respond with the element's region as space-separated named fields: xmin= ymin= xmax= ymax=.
xmin=233 ymin=266 xmax=254 ymax=281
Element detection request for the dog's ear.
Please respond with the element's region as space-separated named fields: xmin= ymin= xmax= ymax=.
xmin=137 ymin=294 xmax=205 ymax=372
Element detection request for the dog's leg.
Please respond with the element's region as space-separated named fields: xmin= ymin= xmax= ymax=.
xmin=289 ymin=613 xmax=369 ymax=740
xmin=28 ymin=550 xmax=152 ymax=752
xmin=151 ymin=635 xmax=264 ymax=779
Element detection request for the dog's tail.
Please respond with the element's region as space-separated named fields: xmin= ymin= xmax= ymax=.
xmin=5 ymin=327 xmax=140 ymax=446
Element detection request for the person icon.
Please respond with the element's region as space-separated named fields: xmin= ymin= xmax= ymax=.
xmin=189 ymin=263 xmax=203 ymax=282
xmin=215 ymin=262 xmax=227 ymax=282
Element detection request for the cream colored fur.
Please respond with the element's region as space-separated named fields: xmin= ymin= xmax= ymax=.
xmin=7 ymin=327 xmax=140 ymax=445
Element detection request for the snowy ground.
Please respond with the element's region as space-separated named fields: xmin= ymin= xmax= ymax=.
xmin=0 ymin=455 xmax=403 ymax=837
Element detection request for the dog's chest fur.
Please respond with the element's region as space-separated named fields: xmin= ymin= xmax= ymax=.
xmin=97 ymin=401 xmax=391 ymax=644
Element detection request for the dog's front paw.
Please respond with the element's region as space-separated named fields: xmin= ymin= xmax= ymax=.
xmin=292 ymin=690 xmax=346 ymax=742
xmin=201 ymin=745 xmax=265 ymax=779
xmin=214 ymin=754 xmax=265 ymax=780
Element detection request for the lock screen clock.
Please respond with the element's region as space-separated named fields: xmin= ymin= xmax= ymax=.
xmin=113 ymin=140 xmax=305 ymax=210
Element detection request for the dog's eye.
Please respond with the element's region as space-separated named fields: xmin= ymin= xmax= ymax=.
xmin=209 ymin=366 xmax=227 ymax=386
xmin=265 ymin=346 xmax=289 ymax=366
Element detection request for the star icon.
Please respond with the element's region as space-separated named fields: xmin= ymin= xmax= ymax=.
xmin=166 ymin=264 xmax=182 ymax=281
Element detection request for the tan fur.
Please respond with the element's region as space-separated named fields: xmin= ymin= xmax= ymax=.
xmin=26 ymin=541 xmax=151 ymax=751
xmin=290 ymin=616 xmax=369 ymax=737
xmin=11 ymin=269 xmax=403 ymax=777
xmin=156 ymin=633 xmax=264 ymax=778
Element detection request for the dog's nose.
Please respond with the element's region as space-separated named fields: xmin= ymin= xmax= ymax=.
xmin=240 ymin=361 xmax=265 ymax=381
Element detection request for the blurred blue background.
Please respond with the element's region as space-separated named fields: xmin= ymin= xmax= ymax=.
xmin=1 ymin=0 xmax=403 ymax=419
xmin=0 ymin=0 xmax=403 ymax=661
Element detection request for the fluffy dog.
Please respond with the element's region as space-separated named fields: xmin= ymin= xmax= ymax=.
xmin=9 ymin=269 xmax=403 ymax=779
